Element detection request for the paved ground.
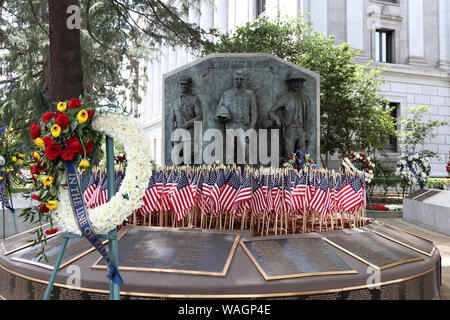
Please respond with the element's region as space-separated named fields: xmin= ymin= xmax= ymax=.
xmin=378 ymin=217 xmax=450 ymax=300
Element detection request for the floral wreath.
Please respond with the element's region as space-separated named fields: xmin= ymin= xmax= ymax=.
xmin=281 ymin=149 xmax=316 ymax=170
xmin=26 ymin=98 xmax=152 ymax=238
xmin=341 ymin=152 xmax=375 ymax=184
xmin=395 ymin=152 xmax=431 ymax=189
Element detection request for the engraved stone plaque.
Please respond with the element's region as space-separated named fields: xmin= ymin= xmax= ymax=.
xmin=323 ymin=231 xmax=424 ymax=270
xmin=1 ymin=224 xmax=60 ymax=256
xmin=407 ymin=189 xmax=441 ymax=202
xmin=11 ymin=235 xmax=103 ymax=270
xmin=405 ymin=189 xmax=431 ymax=200
xmin=366 ymin=223 xmax=435 ymax=257
xmin=241 ymin=238 xmax=357 ymax=280
xmin=92 ymin=229 xmax=240 ymax=276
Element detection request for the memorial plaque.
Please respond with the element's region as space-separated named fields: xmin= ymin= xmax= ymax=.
xmin=240 ymin=238 xmax=357 ymax=280
xmin=366 ymin=223 xmax=435 ymax=257
xmin=405 ymin=189 xmax=431 ymax=200
xmin=11 ymin=235 xmax=106 ymax=270
xmin=410 ymin=190 xmax=441 ymax=202
xmin=1 ymin=224 xmax=61 ymax=256
xmin=423 ymin=190 xmax=450 ymax=208
xmin=92 ymin=229 xmax=240 ymax=276
xmin=323 ymin=231 xmax=424 ymax=270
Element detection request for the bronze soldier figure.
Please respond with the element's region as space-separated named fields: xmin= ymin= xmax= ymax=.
xmin=269 ymin=74 xmax=312 ymax=158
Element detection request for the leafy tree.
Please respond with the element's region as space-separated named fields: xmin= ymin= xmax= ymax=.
xmin=398 ymin=105 xmax=448 ymax=159
xmin=202 ymin=16 xmax=396 ymax=167
xmin=0 ymin=0 xmax=215 ymax=144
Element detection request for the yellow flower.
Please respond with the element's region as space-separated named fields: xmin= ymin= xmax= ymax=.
xmin=0 ymin=177 xmax=3 ymax=181
xmin=19 ymin=153 xmax=25 ymax=158
xmin=45 ymin=200 xmax=58 ymax=211
xmin=6 ymin=168 xmax=11 ymax=173
xmin=57 ymin=102 xmax=67 ymax=112
xmin=33 ymin=152 xmax=41 ymax=160
xmin=43 ymin=176 xmax=54 ymax=186
xmin=2 ymin=142 xmax=6 ymax=148
xmin=12 ymin=156 xmax=17 ymax=162
xmin=15 ymin=173 xmax=20 ymax=178
xmin=17 ymin=159 xmax=23 ymax=165
xmin=79 ymin=159 xmax=90 ymax=168
xmin=35 ymin=138 xmax=45 ymax=148
xmin=51 ymin=124 xmax=61 ymax=138
xmin=77 ymin=110 xmax=89 ymax=123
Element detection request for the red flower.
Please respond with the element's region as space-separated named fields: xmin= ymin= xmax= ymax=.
xmin=31 ymin=165 xmax=41 ymax=175
xmin=44 ymin=142 xmax=63 ymax=160
xmin=68 ymin=98 xmax=82 ymax=109
xmin=56 ymin=113 xmax=70 ymax=130
xmin=87 ymin=109 xmax=94 ymax=119
xmin=31 ymin=194 xmax=40 ymax=201
xmin=42 ymin=136 xmax=53 ymax=146
xmin=39 ymin=203 xmax=49 ymax=213
xmin=287 ymin=157 xmax=291 ymax=160
xmin=42 ymin=112 xmax=55 ymax=123
xmin=45 ymin=228 xmax=58 ymax=235
xmin=294 ymin=165 xmax=299 ymax=169
xmin=61 ymin=138 xmax=82 ymax=160
xmin=84 ymin=141 xmax=95 ymax=154
xmin=308 ymin=159 xmax=311 ymax=163
xmin=30 ymin=122 xmax=41 ymax=140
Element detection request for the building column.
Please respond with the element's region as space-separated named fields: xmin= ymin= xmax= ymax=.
xmin=235 ymin=0 xmax=249 ymax=26
xmin=346 ymin=0 xmax=364 ymax=51
xmin=279 ymin=0 xmax=301 ymax=19
xmin=309 ymin=0 xmax=327 ymax=36
xmin=188 ymin=5 xmax=200 ymax=62
xmin=214 ymin=0 xmax=228 ymax=34
xmin=438 ymin=0 xmax=450 ymax=69
xmin=228 ymin=0 xmax=236 ymax=31
xmin=200 ymin=0 xmax=214 ymax=41
xmin=407 ymin=0 xmax=427 ymax=66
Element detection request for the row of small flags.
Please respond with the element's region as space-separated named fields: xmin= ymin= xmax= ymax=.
xmin=80 ymin=168 xmax=367 ymax=221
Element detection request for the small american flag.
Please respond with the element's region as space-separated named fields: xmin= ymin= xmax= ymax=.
xmin=310 ymin=173 xmax=330 ymax=216
xmin=232 ymin=172 xmax=252 ymax=215
xmin=270 ymin=176 xmax=281 ymax=216
xmin=211 ymin=169 xmax=225 ymax=215
xmin=83 ymin=172 xmax=97 ymax=208
xmin=203 ymin=169 xmax=217 ymax=214
xmin=170 ymin=170 xmax=194 ymax=221
xmin=283 ymin=174 xmax=293 ymax=214
xmin=251 ymin=175 xmax=266 ymax=216
xmin=219 ymin=170 xmax=241 ymax=214
xmin=339 ymin=174 xmax=363 ymax=214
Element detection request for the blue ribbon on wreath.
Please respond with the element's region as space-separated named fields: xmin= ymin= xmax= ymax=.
xmin=64 ymin=160 xmax=123 ymax=286
xmin=406 ymin=152 xmax=425 ymax=189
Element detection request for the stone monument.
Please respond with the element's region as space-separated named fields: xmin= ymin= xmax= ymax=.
xmin=163 ymin=53 xmax=320 ymax=166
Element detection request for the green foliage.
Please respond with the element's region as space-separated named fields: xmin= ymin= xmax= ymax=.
xmin=398 ymin=105 xmax=448 ymax=159
xmin=203 ymin=17 xmax=396 ymax=166
xmin=425 ymin=178 xmax=449 ymax=190
xmin=0 ymin=0 xmax=215 ymax=145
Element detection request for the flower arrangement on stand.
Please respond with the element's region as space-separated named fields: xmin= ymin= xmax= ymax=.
xmin=281 ymin=149 xmax=316 ymax=170
xmin=341 ymin=153 xmax=375 ymax=184
xmin=0 ymin=121 xmax=29 ymax=213
xmin=395 ymin=152 xmax=431 ymax=189
xmin=24 ymin=98 xmax=152 ymax=259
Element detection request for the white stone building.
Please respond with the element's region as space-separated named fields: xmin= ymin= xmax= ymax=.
xmin=136 ymin=0 xmax=450 ymax=177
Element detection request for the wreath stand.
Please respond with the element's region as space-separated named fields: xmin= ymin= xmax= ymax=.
xmin=43 ymin=136 xmax=121 ymax=300
xmin=1 ymin=184 xmax=18 ymax=240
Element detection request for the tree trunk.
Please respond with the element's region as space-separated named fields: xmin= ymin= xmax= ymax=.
xmin=48 ymin=0 xmax=83 ymax=103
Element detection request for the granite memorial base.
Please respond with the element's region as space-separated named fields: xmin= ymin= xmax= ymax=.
xmin=0 ymin=224 xmax=441 ymax=300
xmin=403 ymin=190 xmax=450 ymax=236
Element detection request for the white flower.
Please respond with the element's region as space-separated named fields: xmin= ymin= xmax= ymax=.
xmin=53 ymin=115 xmax=152 ymax=234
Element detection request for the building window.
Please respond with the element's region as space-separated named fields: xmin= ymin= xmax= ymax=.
xmin=256 ymin=0 xmax=266 ymax=16
xmin=385 ymin=103 xmax=399 ymax=152
xmin=375 ymin=30 xmax=394 ymax=63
